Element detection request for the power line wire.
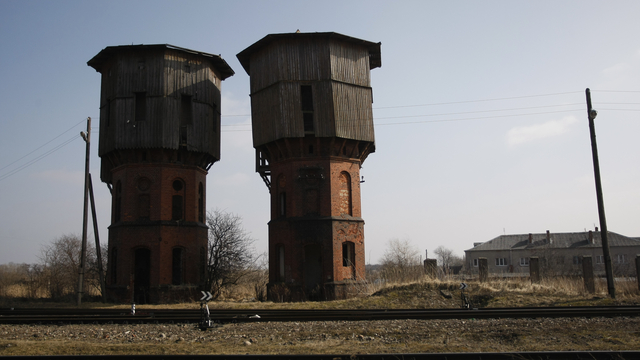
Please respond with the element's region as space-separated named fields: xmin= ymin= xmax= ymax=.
xmin=0 ymin=118 xmax=86 ymax=172
xmin=0 ymin=134 xmax=81 ymax=182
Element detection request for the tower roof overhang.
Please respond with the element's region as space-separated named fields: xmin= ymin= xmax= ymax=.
xmin=88 ymin=44 xmax=235 ymax=80
xmin=236 ymin=32 xmax=381 ymax=75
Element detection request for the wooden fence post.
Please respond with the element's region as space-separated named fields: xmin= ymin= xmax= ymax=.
xmin=478 ymin=257 xmax=488 ymax=283
xmin=529 ymin=256 xmax=540 ymax=284
xmin=424 ymin=259 xmax=437 ymax=278
xmin=582 ymin=255 xmax=595 ymax=294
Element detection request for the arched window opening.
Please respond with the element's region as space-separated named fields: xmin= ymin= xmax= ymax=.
xmin=172 ymin=179 xmax=185 ymax=221
xmin=198 ymin=182 xmax=204 ymax=223
xmin=342 ymin=242 xmax=355 ymax=267
xmin=114 ymin=181 xmax=122 ymax=222
xmin=172 ymin=247 xmax=184 ymax=285
xmin=338 ymin=172 xmax=352 ymax=216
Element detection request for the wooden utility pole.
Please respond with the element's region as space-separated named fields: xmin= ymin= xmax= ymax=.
xmin=77 ymin=117 xmax=91 ymax=306
xmin=585 ymin=89 xmax=615 ymax=298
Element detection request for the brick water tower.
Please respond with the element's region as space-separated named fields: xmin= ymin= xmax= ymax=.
xmin=237 ymin=32 xmax=381 ymax=300
xmin=88 ymin=45 xmax=234 ymax=303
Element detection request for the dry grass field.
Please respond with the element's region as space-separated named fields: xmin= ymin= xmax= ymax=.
xmin=1 ymin=276 xmax=639 ymax=355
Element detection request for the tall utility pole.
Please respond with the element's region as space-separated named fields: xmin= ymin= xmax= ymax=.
xmin=77 ymin=117 xmax=91 ymax=306
xmin=585 ymin=89 xmax=615 ymax=298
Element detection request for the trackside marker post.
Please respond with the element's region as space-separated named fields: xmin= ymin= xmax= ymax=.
xmin=199 ymin=291 xmax=214 ymax=330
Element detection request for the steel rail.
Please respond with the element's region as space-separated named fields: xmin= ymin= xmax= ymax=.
xmin=0 ymin=306 xmax=638 ymax=324
xmin=2 ymin=351 xmax=640 ymax=359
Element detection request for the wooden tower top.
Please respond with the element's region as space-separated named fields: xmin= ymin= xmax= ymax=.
xmin=237 ymin=32 xmax=381 ymax=148
xmin=88 ymin=44 xmax=234 ymax=183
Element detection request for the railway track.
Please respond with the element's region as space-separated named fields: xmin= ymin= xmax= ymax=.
xmin=1 ymin=305 xmax=638 ymax=324
xmin=2 ymin=352 xmax=640 ymax=359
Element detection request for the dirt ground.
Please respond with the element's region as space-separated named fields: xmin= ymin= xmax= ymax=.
xmin=1 ymin=316 xmax=639 ymax=355
xmin=1 ymin=280 xmax=639 ymax=355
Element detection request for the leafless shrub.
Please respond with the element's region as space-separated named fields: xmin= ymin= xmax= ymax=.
xmin=38 ymin=234 xmax=104 ymax=300
xmin=380 ymin=238 xmax=424 ymax=284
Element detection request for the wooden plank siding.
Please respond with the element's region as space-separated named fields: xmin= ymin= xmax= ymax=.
xmin=95 ymin=47 xmax=224 ymax=158
xmin=247 ymin=36 xmax=375 ymax=147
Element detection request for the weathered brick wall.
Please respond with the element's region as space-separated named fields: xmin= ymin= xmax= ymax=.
xmin=106 ymin=161 xmax=208 ymax=303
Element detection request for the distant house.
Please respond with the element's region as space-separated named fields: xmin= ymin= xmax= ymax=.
xmin=464 ymin=230 xmax=640 ymax=277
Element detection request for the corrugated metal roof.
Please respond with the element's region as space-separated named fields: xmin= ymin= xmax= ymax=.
xmin=466 ymin=231 xmax=640 ymax=252
xmin=88 ymin=44 xmax=235 ymax=79
xmin=236 ymin=32 xmax=382 ymax=74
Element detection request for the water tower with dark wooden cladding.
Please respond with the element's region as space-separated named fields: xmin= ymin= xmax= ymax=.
xmin=88 ymin=45 xmax=234 ymax=303
xmin=237 ymin=32 xmax=381 ymax=300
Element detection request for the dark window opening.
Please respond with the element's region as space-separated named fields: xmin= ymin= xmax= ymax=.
xmin=134 ymin=248 xmax=151 ymax=304
xmin=573 ymin=256 xmax=583 ymax=265
xmin=308 ymin=144 xmax=314 ymax=154
xmin=301 ymin=85 xmax=314 ymax=133
xmin=279 ymin=192 xmax=286 ymax=217
xmin=114 ymin=181 xmax=122 ymax=222
xmin=172 ymin=248 xmax=184 ymax=285
xmin=172 ymin=180 xmax=183 ymax=191
xmin=135 ymin=92 xmax=146 ymax=122
xmin=198 ymin=183 xmax=204 ymax=223
xmin=181 ymin=95 xmax=193 ymax=126
xmin=342 ymin=242 xmax=355 ymax=267
xmin=172 ymin=195 xmax=183 ymax=221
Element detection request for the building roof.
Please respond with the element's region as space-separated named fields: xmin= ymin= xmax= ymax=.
xmin=236 ymin=31 xmax=382 ymax=75
xmin=87 ymin=44 xmax=235 ymax=80
xmin=465 ymin=231 xmax=640 ymax=252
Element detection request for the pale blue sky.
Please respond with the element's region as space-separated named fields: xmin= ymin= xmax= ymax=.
xmin=1 ymin=0 xmax=639 ymax=265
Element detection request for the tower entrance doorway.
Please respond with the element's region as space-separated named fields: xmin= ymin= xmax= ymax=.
xmin=304 ymin=244 xmax=322 ymax=299
xmin=134 ymin=248 xmax=151 ymax=304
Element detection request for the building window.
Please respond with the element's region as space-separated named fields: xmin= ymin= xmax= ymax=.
xmin=495 ymin=258 xmax=507 ymax=266
xmin=342 ymin=242 xmax=355 ymax=267
xmin=114 ymin=181 xmax=122 ymax=222
xmin=573 ymin=256 xmax=583 ymax=265
xmin=181 ymin=95 xmax=193 ymax=125
xmin=338 ymin=172 xmax=352 ymax=216
xmin=617 ymin=254 xmax=626 ymax=264
xmin=520 ymin=257 xmax=529 ymax=267
xmin=135 ymin=92 xmax=146 ymax=122
xmin=198 ymin=182 xmax=204 ymax=223
xmin=596 ymin=255 xmax=604 ymax=264
xmin=172 ymin=248 xmax=184 ymax=285
xmin=172 ymin=179 xmax=185 ymax=221
xmin=473 ymin=258 xmax=478 ymax=267
xmin=301 ymin=85 xmax=314 ymax=133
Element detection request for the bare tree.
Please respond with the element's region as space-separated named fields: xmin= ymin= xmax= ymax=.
xmin=434 ymin=245 xmax=453 ymax=271
xmin=380 ymin=238 xmax=422 ymax=283
xmin=39 ymin=234 xmax=103 ymax=300
xmin=205 ymin=210 xmax=256 ymax=300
